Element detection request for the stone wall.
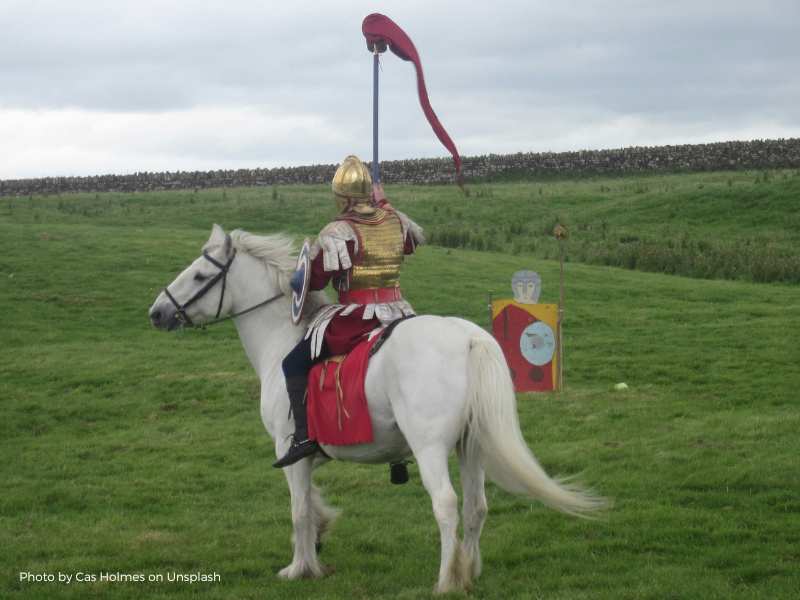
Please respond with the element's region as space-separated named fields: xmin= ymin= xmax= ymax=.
xmin=2 ymin=138 xmax=799 ymax=196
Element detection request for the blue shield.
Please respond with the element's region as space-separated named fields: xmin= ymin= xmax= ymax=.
xmin=291 ymin=239 xmax=312 ymax=325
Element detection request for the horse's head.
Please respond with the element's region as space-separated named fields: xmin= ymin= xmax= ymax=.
xmin=149 ymin=224 xmax=238 ymax=330
xmin=150 ymin=224 xmax=246 ymax=330
xmin=150 ymin=224 xmax=321 ymax=331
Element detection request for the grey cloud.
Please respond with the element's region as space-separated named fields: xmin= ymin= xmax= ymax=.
xmin=1 ymin=0 xmax=799 ymax=178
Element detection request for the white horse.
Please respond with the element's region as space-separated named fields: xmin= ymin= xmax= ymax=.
xmin=149 ymin=224 xmax=606 ymax=594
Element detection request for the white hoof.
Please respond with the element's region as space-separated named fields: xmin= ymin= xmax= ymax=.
xmin=277 ymin=561 xmax=326 ymax=580
xmin=434 ymin=545 xmax=472 ymax=594
xmin=434 ymin=579 xmax=469 ymax=595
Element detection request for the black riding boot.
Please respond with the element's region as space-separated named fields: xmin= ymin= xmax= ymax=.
xmin=272 ymin=375 xmax=320 ymax=468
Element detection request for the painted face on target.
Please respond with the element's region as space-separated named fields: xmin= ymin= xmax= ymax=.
xmin=512 ymin=271 xmax=541 ymax=304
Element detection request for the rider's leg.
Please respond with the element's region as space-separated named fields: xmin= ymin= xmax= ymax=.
xmin=273 ymin=336 xmax=330 ymax=468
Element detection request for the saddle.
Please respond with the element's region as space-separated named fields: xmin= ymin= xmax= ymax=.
xmin=306 ymin=316 xmax=412 ymax=446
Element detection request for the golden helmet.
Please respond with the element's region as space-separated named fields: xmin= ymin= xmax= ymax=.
xmin=332 ymin=155 xmax=372 ymax=200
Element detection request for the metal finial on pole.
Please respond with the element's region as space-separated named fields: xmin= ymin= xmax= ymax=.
xmin=372 ymin=47 xmax=380 ymax=184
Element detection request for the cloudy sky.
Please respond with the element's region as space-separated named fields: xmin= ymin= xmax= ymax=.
xmin=1 ymin=0 xmax=798 ymax=179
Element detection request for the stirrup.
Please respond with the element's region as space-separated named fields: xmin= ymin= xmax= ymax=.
xmin=390 ymin=461 xmax=410 ymax=485
xmin=272 ymin=437 xmax=320 ymax=468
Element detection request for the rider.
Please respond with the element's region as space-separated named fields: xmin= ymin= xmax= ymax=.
xmin=273 ymin=155 xmax=424 ymax=468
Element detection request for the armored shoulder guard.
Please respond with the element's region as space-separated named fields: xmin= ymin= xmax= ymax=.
xmin=310 ymin=220 xmax=359 ymax=272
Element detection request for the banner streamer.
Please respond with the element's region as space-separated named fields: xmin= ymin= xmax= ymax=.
xmin=362 ymin=13 xmax=463 ymax=184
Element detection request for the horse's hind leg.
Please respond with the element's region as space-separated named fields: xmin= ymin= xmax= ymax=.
xmin=458 ymin=444 xmax=488 ymax=580
xmin=415 ymin=445 xmax=471 ymax=594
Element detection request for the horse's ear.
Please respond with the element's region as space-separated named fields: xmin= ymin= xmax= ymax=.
xmin=208 ymin=223 xmax=226 ymax=247
xmin=224 ymin=233 xmax=233 ymax=258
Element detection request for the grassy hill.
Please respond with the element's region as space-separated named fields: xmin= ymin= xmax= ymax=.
xmin=3 ymin=168 xmax=800 ymax=283
xmin=1 ymin=173 xmax=799 ymax=599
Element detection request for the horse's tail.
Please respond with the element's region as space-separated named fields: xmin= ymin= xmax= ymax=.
xmin=462 ymin=335 xmax=608 ymax=518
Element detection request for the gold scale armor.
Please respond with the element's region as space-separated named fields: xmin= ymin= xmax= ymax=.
xmin=349 ymin=211 xmax=404 ymax=289
xmin=305 ymin=156 xmax=424 ymax=358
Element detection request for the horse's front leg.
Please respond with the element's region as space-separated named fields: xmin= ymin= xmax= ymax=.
xmin=278 ymin=457 xmax=327 ymax=579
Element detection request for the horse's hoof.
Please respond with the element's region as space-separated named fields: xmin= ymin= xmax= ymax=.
xmin=434 ymin=580 xmax=470 ymax=595
xmin=277 ymin=562 xmax=326 ymax=580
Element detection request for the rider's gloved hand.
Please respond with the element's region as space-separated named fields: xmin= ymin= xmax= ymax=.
xmin=289 ymin=270 xmax=304 ymax=294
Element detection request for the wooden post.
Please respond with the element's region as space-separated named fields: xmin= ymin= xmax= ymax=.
xmin=553 ymin=224 xmax=568 ymax=391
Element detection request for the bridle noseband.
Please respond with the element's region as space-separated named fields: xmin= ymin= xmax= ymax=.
xmin=163 ymin=249 xmax=285 ymax=328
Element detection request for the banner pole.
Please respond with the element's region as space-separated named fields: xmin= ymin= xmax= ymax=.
xmin=372 ymin=48 xmax=380 ymax=184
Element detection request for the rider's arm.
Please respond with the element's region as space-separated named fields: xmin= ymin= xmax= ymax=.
xmin=308 ymin=251 xmax=332 ymax=291
xmin=309 ymin=239 xmax=357 ymax=291
xmin=308 ymin=222 xmax=358 ymax=291
xmin=395 ymin=210 xmax=424 ymax=255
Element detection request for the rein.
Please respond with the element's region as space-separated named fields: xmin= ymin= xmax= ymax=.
xmin=164 ymin=249 xmax=284 ymax=329
xmin=203 ymin=291 xmax=284 ymax=328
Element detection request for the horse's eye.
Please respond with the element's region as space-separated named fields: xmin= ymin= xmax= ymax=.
xmin=194 ymin=273 xmax=208 ymax=282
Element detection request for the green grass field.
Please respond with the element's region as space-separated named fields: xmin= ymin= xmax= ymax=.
xmin=1 ymin=173 xmax=799 ymax=599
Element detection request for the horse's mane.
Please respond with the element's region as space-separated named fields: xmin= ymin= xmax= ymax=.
xmin=216 ymin=229 xmax=328 ymax=314
xmin=228 ymin=229 xmax=297 ymax=276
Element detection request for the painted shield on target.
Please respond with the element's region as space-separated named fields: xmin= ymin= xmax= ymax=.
xmin=291 ymin=238 xmax=312 ymax=325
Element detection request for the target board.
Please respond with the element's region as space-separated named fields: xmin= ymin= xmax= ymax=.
xmin=491 ymin=300 xmax=559 ymax=392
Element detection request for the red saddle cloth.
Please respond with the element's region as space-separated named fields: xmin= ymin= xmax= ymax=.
xmin=306 ymin=334 xmax=381 ymax=446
